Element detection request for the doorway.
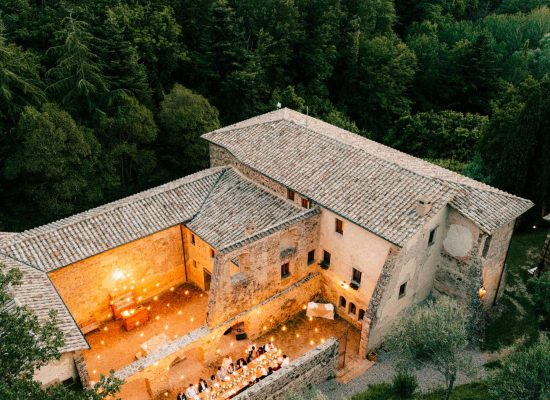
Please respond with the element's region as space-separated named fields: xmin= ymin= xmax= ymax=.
xmin=203 ymin=269 xmax=211 ymax=291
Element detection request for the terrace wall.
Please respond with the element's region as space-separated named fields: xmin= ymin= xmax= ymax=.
xmin=233 ymin=338 xmax=339 ymax=400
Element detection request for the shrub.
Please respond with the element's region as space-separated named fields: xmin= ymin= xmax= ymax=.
xmin=391 ymin=371 xmax=417 ymax=398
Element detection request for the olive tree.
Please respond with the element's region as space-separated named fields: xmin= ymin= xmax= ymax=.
xmin=386 ymin=296 xmax=476 ymax=400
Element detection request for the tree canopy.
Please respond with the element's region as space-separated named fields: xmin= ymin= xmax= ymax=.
xmin=0 ymin=0 xmax=549 ymax=230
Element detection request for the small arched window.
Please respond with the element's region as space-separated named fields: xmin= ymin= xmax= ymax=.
xmin=339 ymin=296 xmax=347 ymax=308
xmin=358 ymin=309 xmax=365 ymax=321
xmin=349 ymin=302 xmax=357 ymax=315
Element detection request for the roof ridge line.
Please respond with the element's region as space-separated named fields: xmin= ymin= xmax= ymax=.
xmin=4 ymin=167 xmax=226 ymax=247
xmin=0 ymin=251 xmax=45 ymax=272
xmin=187 ymin=167 xmax=230 ymax=225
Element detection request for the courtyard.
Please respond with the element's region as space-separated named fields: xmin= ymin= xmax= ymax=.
xmin=152 ymin=311 xmax=365 ymax=400
xmin=83 ymin=284 xmax=208 ymax=379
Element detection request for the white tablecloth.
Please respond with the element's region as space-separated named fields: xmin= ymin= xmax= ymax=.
xmin=306 ymin=302 xmax=334 ymax=320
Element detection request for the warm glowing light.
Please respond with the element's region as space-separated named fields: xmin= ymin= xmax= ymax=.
xmin=143 ymin=288 xmax=147 ymax=292
xmin=269 ymin=318 xmax=274 ymax=323
xmin=216 ymin=349 xmax=221 ymax=354
xmin=141 ymin=278 xmax=145 ymax=283
xmin=97 ymin=355 xmax=101 ymax=359
xmin=315 ymin=328 xmax=319 ymax=333
xmin=123 ymin=285 xmax=127 ymax=290
xmin=156 ymin=283 xmax=160 ymax=287
xmin=155 ymin=315 xmax=160 ymax=320
xmin=256 ymin=310 xmax=260 ymax=314
xmin=147 ymin=306 xmax=151 ymax=311
xmin=100 ymin=340 xmax=105 ymax=345
xmin=174 ymin=334 xmax=178 ymax=339
xmin=154 ymin=362 xmax=159 ymax=366
xmin=230 ymin=342 xmax=234 ymax=347
xmin=185 ymin=290 xmax=189 ymax=295
xmin=180 ymin=375 xmax=184 ymax=380
xmin=140 ymin=332 xmax=144 ymax=337
xmin=164 ymin=325 xmax=168 ymax=330
xmin=138 ymin=296 xmax=142 ymax=301
xmin=200 ymin=293 xmax=203 ymax=297
xmin=263 ymin=326 xmax=267 ymax=330
xmin=93 ymin=370 xmax=97 ymax=374
xmin=164 ymin=392 xmax=168 ymax=397
xmin=309 ymin=317 xmax=313 ymax=322
xmin=170 ymin=287 xmax=175 ymax=291
xmin=479 ymin=287 xmax=487 ymax=299
xmin=112 ymin=270 xmax=124 ymax=280
xmin=296 ymin=333 xmax=300 ymax=338
xmin=321 ymin=338 xmax=325 ymax=343
xmin=178 ymin=310 xmax=182 ymax=315
xmin=190 ymin=317 xmax=194 ymax=322
xmin=303 ymin=305 xmax=307 ymax=310
xmin=270 ymin=336 xmax=275 ymax=342
xmin=310 ymin=340 xmax=315 ymax=345
xmin=104 ymin=327 xmax=108 ymax=331
xmin=154 ymin=296 xmax=158 ymax=301
xmin=282 ymin=326 xmax=287 ymax=331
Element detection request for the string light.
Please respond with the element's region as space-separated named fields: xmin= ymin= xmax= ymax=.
xmin=178 ymin=310 xmax=182 ymax=315
xmin=185 ymin=290 xmax=189 ymax=295
xmin=154 ymin=296 xmax=158 ymax=301
xmin=281 ymin=326 xmax=287 ymax=332
xmin=170 ymin=287 xmax=175 ymax=292
xmin=155 ymin=315 xmax=160 ymax=320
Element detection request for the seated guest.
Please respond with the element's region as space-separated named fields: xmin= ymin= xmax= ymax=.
xmin=222 ymin=355 xmax=233 ymax=368
xmin=176 ymin=389 xmax=187 ymax=400
xmin=185 ymin=384 xmax=199 ymax=399
xmin=236 ymin=357 xmax=247 ymax=369
xmin=264 ymin=342 xmax=272 ymax=352
xmin=281 ymin=354 xmax=290 ymax=367
xmin=198 ymin=378 xmax=208 ymax=393
xmin=246 ymin=350 xmax=254 ymax=363
xmin=216 ymin=366 xmax=225 ymax=381
xmin=260 ymin=366 xmax=268 ymax=377
xmin=227 ymin=362 xmax=235 ymax=374
xmin=258 ymin=345 xmax=265 ymax=355
xmin=267 ymin=366 xmax=274 ymax=376
xmin=209 ymin=374 xmax=219 ymax=388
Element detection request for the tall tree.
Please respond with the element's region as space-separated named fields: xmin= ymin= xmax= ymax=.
xmin=46 ymin=15 xmax=108 ymax=119
xmin=4 ymin=103 xmax=111 ymax=226
xmin=98 ymin=94 xmax=158 ymax=193
xmin=480 ymin=76 xmax=550 ymax=219
xmin=158 ymin=84 xmax=220 ymax=178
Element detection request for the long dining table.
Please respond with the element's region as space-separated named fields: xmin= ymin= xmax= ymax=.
xmin=197 ymin=348 xmax=283 ymax=400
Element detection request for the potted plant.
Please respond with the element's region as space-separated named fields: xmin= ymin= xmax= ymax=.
xmin=350 ymin=281 xmax=360 ymax=290
xmin=319 ymin=259 xmax=330 ymax=270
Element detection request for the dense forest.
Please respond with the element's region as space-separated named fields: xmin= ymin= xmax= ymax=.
xmin=0 ymin=0 xmax=549 ymax=231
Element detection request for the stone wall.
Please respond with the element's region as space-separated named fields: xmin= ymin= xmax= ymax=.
xmin=207 ymin=214 xmax=320 ymax=327
xmin=33 ymin=352 xmax=78 ymax=387
xmin=233 ymin=338 xmax=339 ymax=400
xmin=48 ymin=226 xmax=186 ymax=325
xmin=117 ymin=273 xmax=323 ymax=397
xmin=480 ymin=221 xmax=514 ymax=305
xmin=183 ymin=226 xmax=215 ymax=290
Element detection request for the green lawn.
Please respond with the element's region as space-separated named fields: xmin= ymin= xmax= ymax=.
xmin=483 ymin=228 xmax=549 ymax=351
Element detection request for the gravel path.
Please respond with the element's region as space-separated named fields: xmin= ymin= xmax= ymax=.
xmin=317 ymin=350 xmax=488 ymax=399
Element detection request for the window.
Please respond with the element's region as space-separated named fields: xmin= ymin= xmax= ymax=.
xmin=281 ymin=263 xmax=290 ymax=279
xmin=210 ymin=249 xmax=215 ymax=258
xmin=358 ymin=309 xmax=365 ymax=321
xmin=192 ymin=260 xmax=197 ymax=269
xmin=323 ymin=250 xmax=331 ymax=266
xmin=301 ymin=198 xmax=309 ymax=208
xmin=335 ymin=218 xmax=344 ymax=234
xmin=339 ymin=296 xmax=347 ymax=308
xmin=482 ymin=235 xmax=492 ymax=258
xmin=287 ymin=189 xmax=295 ymax=201
xmin=399 ymin=282 xmax=407 ymax=298
xmin=352 ymin=268 xmax=362 ymax=285
xmin=191 ymin=233 xmax=196 ymax=245
xmin=349 ymin=302 xmax=357 ymax=315
xmin=307 ymin=250 xmax=315 ymax=265
xmin=428 ymin=227 xmax=437 ymax=246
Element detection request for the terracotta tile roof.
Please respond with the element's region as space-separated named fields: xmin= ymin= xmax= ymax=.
xmin=0 ymin=168 xmax=226 ymax=272
xmin=187 ymin=168 xmax=318 ymax=253
xmin=0 ymin=254 xmax=88 ymax=352
xmin=203 ymin=108 xmax=533 ymax=245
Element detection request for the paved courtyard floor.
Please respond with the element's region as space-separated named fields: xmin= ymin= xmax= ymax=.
xmin=83 ymin=284 xmax=208 ymax=380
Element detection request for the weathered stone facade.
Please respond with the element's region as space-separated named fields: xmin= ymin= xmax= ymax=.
xmin=233 ymin=338 xmax=339 ymax=400
xmin=48 ymin=226 xmax=186 ymax=325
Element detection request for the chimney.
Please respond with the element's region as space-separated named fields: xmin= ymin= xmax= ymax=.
xmin=416 ymin=196 xmax=432 ymax=217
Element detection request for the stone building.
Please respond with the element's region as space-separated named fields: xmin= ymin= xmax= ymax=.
xmin=0 ymin=108 xmax=532 ymax=396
